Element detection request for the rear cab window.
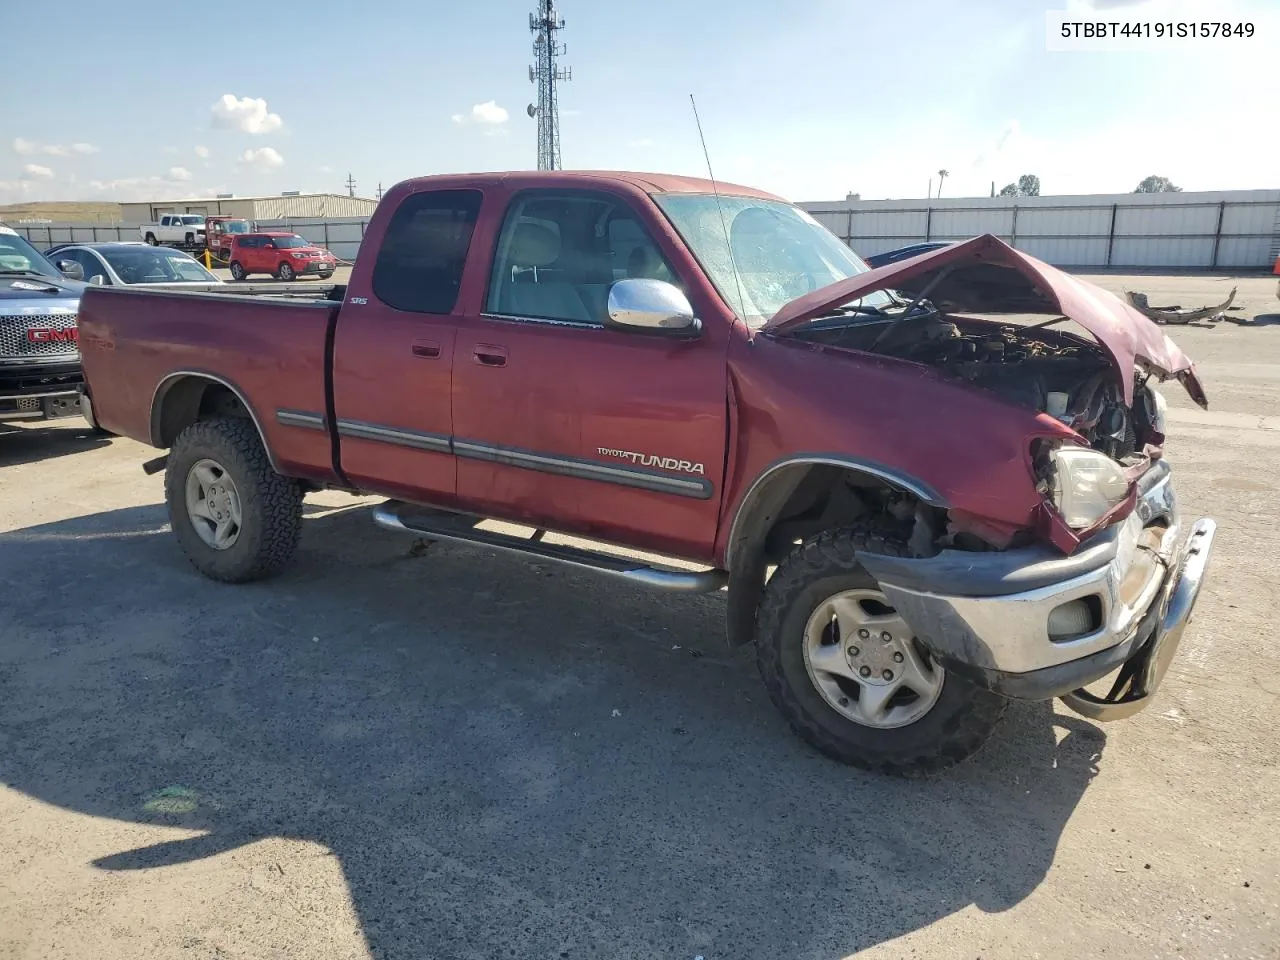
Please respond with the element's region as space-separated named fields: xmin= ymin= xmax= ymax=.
xmin=373 ymin=190 xmax=483 ymax=314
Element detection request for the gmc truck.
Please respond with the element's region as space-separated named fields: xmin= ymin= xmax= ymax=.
xmin=0 ymin=225 xmax=88 ymax=423
xmin=77 ymin=171 xmax=1216 ymax=774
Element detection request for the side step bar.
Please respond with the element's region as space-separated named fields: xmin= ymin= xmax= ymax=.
xmin=372 ymin=501 xmax=728 ymax=594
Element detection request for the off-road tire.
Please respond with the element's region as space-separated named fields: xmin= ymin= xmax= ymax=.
xmin=756 ymin=526 xmax=1008 ymax=776
xmin=165 ymin=417 xmax=303 ymax=583
xmin=229 ymin=260 xmax=246 ymax=281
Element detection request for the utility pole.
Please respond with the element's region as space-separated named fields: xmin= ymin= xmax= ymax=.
xmin=376 ymin=182 xmax=384 ymax=201
xmin=344 ymin=172 xmax=357 ymax=198
xmin=527 ymin=0 xmax=571 ymax=170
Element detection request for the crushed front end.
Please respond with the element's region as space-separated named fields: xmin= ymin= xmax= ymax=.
xmin=769 ymin=235 xmax=1217 ymax=720
xmin=857 ymin=459 xmax=1214 ymax=719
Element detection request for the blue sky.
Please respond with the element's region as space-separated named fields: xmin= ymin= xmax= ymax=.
xmin=2 ymin=0 xmax=1276 ymax=205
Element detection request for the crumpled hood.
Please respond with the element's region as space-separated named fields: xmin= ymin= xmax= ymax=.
xmin=764 ymin=233 xmax=1206 ymax=408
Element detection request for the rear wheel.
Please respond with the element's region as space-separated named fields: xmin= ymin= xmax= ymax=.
xmin=755 ymin=526 xmax=1007 ymax=776
xmin=229 ymin=260 xmax=246 ymax=281
xmin=277 ymin=262 xmax=295 ymax=281
xmin=165 ymin=418 xmax=303 ymax=583
xmin=144 ymin=232 xmax=157 ymax=245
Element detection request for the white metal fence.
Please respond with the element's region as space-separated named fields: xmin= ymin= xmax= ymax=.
xmin=800 ymin=189 xmax=1280 ymax=270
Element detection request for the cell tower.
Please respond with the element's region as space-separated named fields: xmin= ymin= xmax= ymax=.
xmin=527 ymin=0 xmax=571 ymax=170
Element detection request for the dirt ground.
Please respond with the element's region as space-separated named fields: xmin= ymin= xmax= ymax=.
xmin=1 ymin=271 xmax=1277 ymax=960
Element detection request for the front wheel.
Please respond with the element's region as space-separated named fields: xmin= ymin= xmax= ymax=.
xmin=277 ymin=262 xmax=295 ymax=281
xmin=165 ymin=417 xmax=303 ymax=583
xmin=229 ymin=260 xmax=246 ymax=281
xmin=755 ymin=526 xmax=1007 ymax=776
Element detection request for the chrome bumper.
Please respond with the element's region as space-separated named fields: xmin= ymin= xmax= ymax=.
xmin=859 ymin=463 xmax=1215 ymax=715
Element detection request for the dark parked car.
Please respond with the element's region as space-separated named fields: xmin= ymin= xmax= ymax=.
xmin=864 ymin=241 xmax=954 ymax=269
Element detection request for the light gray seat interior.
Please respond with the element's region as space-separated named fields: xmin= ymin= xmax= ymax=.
xmin=499 ymin=221 xmax=592 ymax=323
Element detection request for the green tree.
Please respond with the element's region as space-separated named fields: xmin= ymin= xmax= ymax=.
xmin=998 ymin=174 xmax=1041 ymax=197
xmin=1134 ymin=175 xmax=1182 ymax=193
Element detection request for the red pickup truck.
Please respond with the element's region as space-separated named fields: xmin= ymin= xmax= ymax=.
xmin=77 ymin=171 xmax=1215 ymax=774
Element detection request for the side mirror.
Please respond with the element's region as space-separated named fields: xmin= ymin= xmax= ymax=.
xmin=89 ymin=274 xmax=107 ymax=286
xmin=606 ymin=278 xmax=701 ymax=336
xmin=55 ymin=259 xmax=84 ymax=281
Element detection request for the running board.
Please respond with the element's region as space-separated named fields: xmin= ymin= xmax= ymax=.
xmin=372 ymin=501 xmax=727 ymax=594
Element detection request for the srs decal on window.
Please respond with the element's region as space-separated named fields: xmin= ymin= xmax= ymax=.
xmin=597 ymin=447 xmax=705 ymax=476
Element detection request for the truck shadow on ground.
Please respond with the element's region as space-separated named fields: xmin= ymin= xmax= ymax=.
xmin=0 ymin=422 xmax=112 ymax=468
xmin=0 ymin=503 xmax=1107 ymax=959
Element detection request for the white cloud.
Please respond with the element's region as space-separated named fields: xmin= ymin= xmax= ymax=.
xmin=162 ymin=146 xmax=179 ymax=155
xmin=318 ymin=164 xmax=333 ymax=173
xmin=238 ymin=147 xmax=285 ymax=171
xmin=21 ymin=164 xmax=55 ymax=180
xmin=626 ymin=138 xmax=656 ymax=148
xmin=12 ymin=138 xmax=99 ymax=158
xmin=194 ymin=145 xmax=210 ymax=159
xmin=167 ymin=166 xmax=193 ymax=182
xmin=211 ymin=94 xmax=283 ymax=134
xmin=451 ymin=100 xmax=509 ymax=126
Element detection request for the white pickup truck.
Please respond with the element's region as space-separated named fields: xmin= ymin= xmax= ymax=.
xmin=140 ymin=215 xmax=206 ymax=247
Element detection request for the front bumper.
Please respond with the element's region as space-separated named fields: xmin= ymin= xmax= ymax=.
xmin=858 ymin=461 xmax=1215 ymax=719
xmin=0 ymin=360 xmax=84 ymax=422
xmin=299 ymin=259 xmax=336 ymax=275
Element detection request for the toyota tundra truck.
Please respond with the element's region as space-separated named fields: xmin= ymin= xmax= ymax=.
xmin=0 ymin=225 xmax=88 ymax=423
xmin=76 ymin=171 xmax=1216 ymax=774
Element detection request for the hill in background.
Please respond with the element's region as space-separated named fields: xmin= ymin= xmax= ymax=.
xmin=0 ymin=201 xmax=123 ymax=224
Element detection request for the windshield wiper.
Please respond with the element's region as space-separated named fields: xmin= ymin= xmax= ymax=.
xmin=0 ymin=268 xmax=58 ymax=276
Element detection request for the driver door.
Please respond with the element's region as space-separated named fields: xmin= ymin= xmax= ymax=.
xmin=451 ymin=187 xmax=729 ymax=560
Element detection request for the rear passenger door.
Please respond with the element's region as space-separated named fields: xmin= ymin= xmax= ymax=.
xmin=450 ymin=188 xmax=728 ymax=560
xmin=329 ymin=189 xmax=483 ymax=504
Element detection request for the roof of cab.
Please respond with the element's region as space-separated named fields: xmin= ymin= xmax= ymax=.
xmin=392 ymin=170 xmax=784 ymax=201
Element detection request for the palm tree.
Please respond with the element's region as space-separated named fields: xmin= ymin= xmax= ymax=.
xmin=936 ymin=169 xmax=949 ymax=198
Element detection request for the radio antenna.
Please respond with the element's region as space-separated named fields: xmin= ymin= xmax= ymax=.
xmin=689 ymin=94 xmax=747 ymax=321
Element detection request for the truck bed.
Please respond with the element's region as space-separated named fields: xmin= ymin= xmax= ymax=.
xmin=78 ymin=285 xmax=344 ymax=485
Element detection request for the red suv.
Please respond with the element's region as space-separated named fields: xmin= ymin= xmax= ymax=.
xmin=227 ymin=232 xmax=337 ymax=281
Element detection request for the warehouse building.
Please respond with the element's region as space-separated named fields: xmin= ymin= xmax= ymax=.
xmin=117 ymin=192 xmax=378 ymax=223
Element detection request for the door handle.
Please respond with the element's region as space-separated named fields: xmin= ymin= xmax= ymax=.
xmin=472 ymin=344 xmax=508 ymax=367
xmin=412 ymin=340 xmax=441 ymax=359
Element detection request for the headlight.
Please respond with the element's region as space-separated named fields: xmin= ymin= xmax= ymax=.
xmin=1049 ymin=447 xmax=1130 ymax=528
xmin=291 ymin=252 xmax=307 ymax=259
xmin=1148 ymin=385 xmax=1167 ymax=436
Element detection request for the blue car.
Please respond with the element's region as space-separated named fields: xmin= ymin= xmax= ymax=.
xmin=864 ymin=241 xmax=954 ymax=269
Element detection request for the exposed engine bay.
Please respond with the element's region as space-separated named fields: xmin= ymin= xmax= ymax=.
xmin=792 ymin=311 xmax=1162 ymax=462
